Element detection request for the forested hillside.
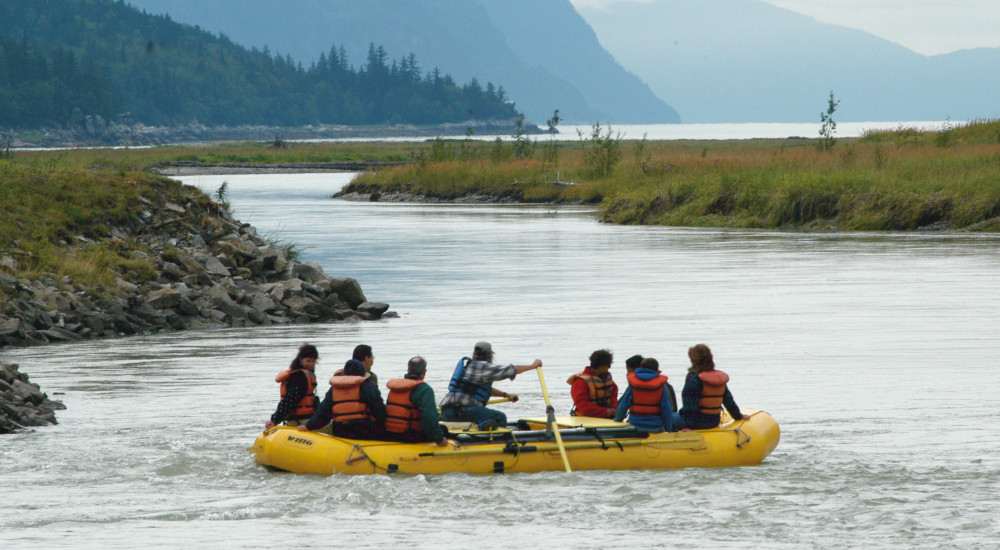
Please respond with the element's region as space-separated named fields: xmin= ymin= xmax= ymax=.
xmin=126 ymin=0 xmax=680 ymax=124
xmin=0 ymin=0 xmax=520 ymax=129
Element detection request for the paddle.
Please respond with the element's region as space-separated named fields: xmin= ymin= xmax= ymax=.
xmin=536 ymin=366 xmax=572 ymax=472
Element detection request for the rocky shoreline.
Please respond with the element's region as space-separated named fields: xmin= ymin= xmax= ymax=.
xmin=0 ymin=176 xmax=391 ymax=432
xmin=0 ymin=361 xmax=65 ymax=434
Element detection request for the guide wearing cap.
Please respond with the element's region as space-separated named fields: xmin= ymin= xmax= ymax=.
xmin=438 ymin=341 xmax=542 ymax=431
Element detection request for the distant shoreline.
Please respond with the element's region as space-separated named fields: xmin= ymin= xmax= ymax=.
xmin=151 ymin=161 xmax=401 ymax=176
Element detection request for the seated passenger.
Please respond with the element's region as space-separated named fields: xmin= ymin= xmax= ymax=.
xmin=625 ymin=354 xmax=643 ymax=374
xmin=332 ymin=344 xmax=379 ymax=386
xmin=673 ymin=344 xmax=749 ymax=430
xmin=299 ymin=359 xmax=386 ymax=439
xmin=265 ymin=344 xmax=319 ymax=430
xmin=439 ymin=341 xmax=542 ymax=431
xmin=614 ymin=357 xmax=675 ymax=433
xmin=384 ymin=356 xmax=448 ymax=446
xmin=567 ymin=348 xmax=619 ymax=418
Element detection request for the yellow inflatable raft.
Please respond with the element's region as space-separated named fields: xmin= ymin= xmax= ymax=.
xmin=252 ymin=409 xmax=779 ymax=475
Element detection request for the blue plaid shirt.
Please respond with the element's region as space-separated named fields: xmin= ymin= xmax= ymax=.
xmin=439 ymin=360 xmax=517 ymax=407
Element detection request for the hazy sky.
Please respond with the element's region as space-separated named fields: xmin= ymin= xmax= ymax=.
xmin=569 ymin=0 xmax=1000 ymax=56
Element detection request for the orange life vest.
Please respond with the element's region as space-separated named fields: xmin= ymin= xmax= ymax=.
xmin=275 ymin=368 xmax=318 ymax=419
xmin=329 ymin=374 xmax=374 ymax=424
xmin=697 ymin=370 xmax=730 ymax=415
xmin=626 ymin=371 xmax=670 ymax=416
xmin=385 ymin=378 xmax=424 ymax=435
xmin=567 ymin=370 xmax=616 ymax=415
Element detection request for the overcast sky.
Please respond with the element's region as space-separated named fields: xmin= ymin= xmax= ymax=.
xmin=569 ymin=0 xmax=1000 ymax=56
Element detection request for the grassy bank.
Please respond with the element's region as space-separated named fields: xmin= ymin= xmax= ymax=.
xmin=346 ymin=120 xmax=1000 ymax=231
xmin=0 ymin=141 xmax=418 ymax=289
xmin=0 ymin=160 xmax=198 ymax=293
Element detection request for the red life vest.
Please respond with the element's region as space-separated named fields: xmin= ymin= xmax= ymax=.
xmin=329 ymin=374 xmax=374 ymax=424
xmin=275 ymin=368 xmax=318 ymax=419
xmin=627 ymin=371 xmax=670 ymax=416
xmin=567 ymin=370 xmax=616 ymax=415
xmin=697 ymin=370 xmax=730 ymax=415
xmin=385 ymin=378 xmax=424 ymax=435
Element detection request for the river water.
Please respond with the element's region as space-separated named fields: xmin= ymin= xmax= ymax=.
xmin=2 ymin=173 xmax=998 ymax=549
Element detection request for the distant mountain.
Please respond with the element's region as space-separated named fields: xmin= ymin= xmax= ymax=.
xmin=125 ymin=0 xmax=680 ymax=125
xmin=575 ymin=0 xmax=1000 ymax=122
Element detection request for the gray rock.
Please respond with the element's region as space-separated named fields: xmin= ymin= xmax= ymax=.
xmin=40 ymin=327 xmax=84 ymax=342
xmin=207 ymin=284 xmax=236 ymax=305
xmin=12 ymin=378 xmax=46 ymax=404
xmin=146 ymin=288 xmax=182 ymax=310
xmin=0 ymin=318 xmax=21 ymax=336
xmin=356 ymin=302 xmax=390 ymax=319
xmin=291 ymin=262 xmax=326 ymax=284
xmin=199 ymin=254 xmax=231 ymax=277
xmin=162 ymin=262 xmax=184 ymax=279
xmin=328 ymin=277 xmax=367 ymax=308
xmin=218 ymin=237 xmax=260 ymax=259
xmin=259 ymin=247 xmax=289 ymax=273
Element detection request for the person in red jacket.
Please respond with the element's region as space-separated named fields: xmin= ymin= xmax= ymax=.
xmin=567 ymin=349 xmax=619 ymax=418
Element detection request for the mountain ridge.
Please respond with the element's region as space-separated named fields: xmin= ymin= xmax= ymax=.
xmin=575 ymin=0 xmax=1000 ymax=122
xmin=125 ymin=0 xmax=681 ymax=124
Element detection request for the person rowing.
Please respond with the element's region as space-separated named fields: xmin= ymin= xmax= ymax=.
xmin=438 ymin=341 xmax=541 ymax=431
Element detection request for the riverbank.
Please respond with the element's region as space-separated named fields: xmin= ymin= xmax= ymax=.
xmin=0 ymin=159 xmax=392 ymax=431
xmin=342 ymin=119 xmax=1000 ymax=232
xmin=0 ymin=360 xmax=64 ymax=434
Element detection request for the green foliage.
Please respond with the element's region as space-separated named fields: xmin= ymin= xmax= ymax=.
xmin=428 ymin=137 xmax=454 ymax=163
xmin=489 ymin=136 xmax=512 ymax=164
xmin=818 ymin=91 xmax=839 ymax=152
xmin=512 ymin=116 xmax=534 ymax=160
xmin=0 ymin=2 xmax=521 ymax=128
xmin=541 ymin=109 xmax=561 ymax=167
xmin=934 ymin=118 xmax=953 ymax=148
xmin=578 ymin=121 xmax=623 ymax=177
xmin=213 ymin=180 xmax=230 ymax=209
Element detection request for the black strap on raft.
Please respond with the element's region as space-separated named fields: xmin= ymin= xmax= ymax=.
xmin=590 ymin=429 xmax=625 ymax=452
xmin=494 ymin=461 xmax=505 ymax=473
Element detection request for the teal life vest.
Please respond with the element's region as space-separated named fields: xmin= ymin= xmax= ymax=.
xmin=447 ymin=357 xmax=493 ymax=405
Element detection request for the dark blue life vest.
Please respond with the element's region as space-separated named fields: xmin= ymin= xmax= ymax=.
xmin=447 ymin=357 xmax=493 ymax=405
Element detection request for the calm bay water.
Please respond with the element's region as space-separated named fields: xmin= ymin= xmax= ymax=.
xmin=2 ymin=172 xmax=998 ymax=548
xmin=290 ymin=120 xmax=955 ymax=144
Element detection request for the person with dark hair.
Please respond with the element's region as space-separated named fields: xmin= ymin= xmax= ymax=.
xmin=265 ymin=344 xmax=320 ymax=430
xmin=352 ymin=344 xmax=378 ymax=386
xmin=625 ymin=354 xmax=644 ymax=373
xmin=439 ymin=341 xmax=542 ymax=431
xmin=674 ymin=344 xmax=748 ymax=430
xmin=615 ymin=357 xmax=675 ymax=432
xmin=567 ymin=349 xmax=619 ymax=418
xmin=299 ymin=359 xmax=386 ymax=439
xmin=384 ymin=356 xmax=448 ymax=446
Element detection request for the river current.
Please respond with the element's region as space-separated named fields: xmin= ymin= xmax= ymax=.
xmin=2 ymin=173 xmax=998 ymax=549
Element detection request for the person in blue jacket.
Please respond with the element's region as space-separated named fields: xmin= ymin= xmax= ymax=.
xmin=614 ymin=357 xmax=676 ymax=433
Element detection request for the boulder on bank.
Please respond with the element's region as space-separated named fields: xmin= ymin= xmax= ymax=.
xmin=0 ymin=360 xmax=65 ymax=434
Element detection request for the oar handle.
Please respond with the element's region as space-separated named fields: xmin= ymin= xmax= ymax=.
xmin=537 ymin=366 xmax=573 ymax=473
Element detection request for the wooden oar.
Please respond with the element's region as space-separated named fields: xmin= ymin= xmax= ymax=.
xmin=537 ymin=366 xmax=572 ymax=472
